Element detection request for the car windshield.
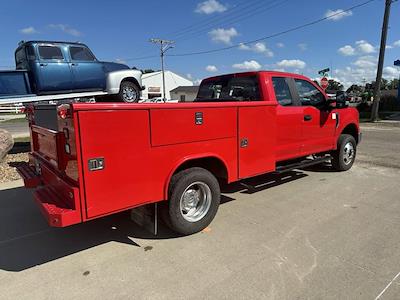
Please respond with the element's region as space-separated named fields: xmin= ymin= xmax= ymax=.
xmin=195 ymin=75 xmax=260 ymax=102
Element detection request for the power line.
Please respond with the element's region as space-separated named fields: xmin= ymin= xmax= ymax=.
xmin=167 ymin=0 xmax=377 ymax=57
xmin=173 ymin=0 xmax=282 ymax=41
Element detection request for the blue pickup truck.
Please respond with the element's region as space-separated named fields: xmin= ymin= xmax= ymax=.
xmin=0 ymin=41 xmax=143 ymax=102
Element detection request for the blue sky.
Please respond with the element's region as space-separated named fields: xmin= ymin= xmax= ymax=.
xmin=0 ymin=0 xmax=399 ymax=87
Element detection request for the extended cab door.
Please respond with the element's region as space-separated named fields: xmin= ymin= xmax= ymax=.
xmin=36 ymin=44 xmax=74 ymax=93
xmin=271 ymin=77 xmax=304 ymax=162
xmin=292 ymin=78 xmax=336 ymax=155
xmin=68 ymin=45 xmax=106 ymax=91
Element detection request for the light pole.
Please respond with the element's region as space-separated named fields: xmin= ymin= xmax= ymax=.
xmin=370 ymin=0 xmax=392 ymax=122
xmin=149 ymin=38 xmax=175 ymax=101
xmin=395 ymin=60 xmax=400 ymax=101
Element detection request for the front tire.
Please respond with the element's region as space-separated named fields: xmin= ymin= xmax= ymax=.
xmin=118 ymin=81 xmax=140 ymax=103
xmin=163 ymin=167 xmax=221 ymax=235
xmin=332 ymin=134 xmax=357 ymax=171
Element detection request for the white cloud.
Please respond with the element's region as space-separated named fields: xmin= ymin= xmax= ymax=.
xmin=196 ymin=0 xmax=227 ymax=14
xmin=298 ymin=43 xmax=307 ymax=51
xmin=194 ymin=79 xmax=202 ymax=85
xmin=386 ymin=45 xmax=393 ymax=49
xmin=19 ymin=26 xmax=39 ymax=34
xmin=186 ymin=73 xmax=193 ymax=80
xmin=49 ymin=24 xmax=82 ymax=36
xmin=276 ymin=59 xmax=306 ymax=69
xmin=232 ymin=60 xmax=261 ymax=70
xmin=338 ymin=45 xmax=356 ymax=56
xmin=383 ymin=66 xmax=400 ymax=78
xmin=393 ymin=40 xmax=400 ymax=47
xmin=208 ymin=27 xmax=238 ymax=44
xmin=356 ymin=40 xmax=376 ymax=54
xmin=206 ymin=65 xmax=218 ymax=72
xmin=115 ymin=58 xmax=127 ymax=64
xmin=324 ymin=9 xmax=353 ymax=21
xmin=352 ymin=55 xmax=377 ymax=68
xmin=238 ymin=42 xmax=274 ymax=57
xmin=276 ymin=42 xmax=285 ymax=48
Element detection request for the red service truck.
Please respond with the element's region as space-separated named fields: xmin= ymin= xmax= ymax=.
xmin=17 ymin=71 xmax=361 ymax=235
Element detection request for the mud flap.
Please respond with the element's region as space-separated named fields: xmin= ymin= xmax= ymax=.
xmin=130 ymin=203 xmax=158 ymax=235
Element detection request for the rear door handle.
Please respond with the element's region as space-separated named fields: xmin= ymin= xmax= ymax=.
xmin=71 ymin=63 xmax=78 ymax=66
xmin=304 ymin=114 xmax=312 ymax=121
xmin=39 ymin=63 xmax=47 ymax=67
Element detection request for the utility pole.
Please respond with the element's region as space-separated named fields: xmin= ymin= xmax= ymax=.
xmin=149 ymin=38 xmax=174 ymax=101
xmin=370 ymin=0 xmax=392 ymax=122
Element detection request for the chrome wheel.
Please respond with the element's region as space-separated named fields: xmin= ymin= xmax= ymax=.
xmin=122 ymin=86 xmax=138 ymax=102
xmin=180 ymin=182 xmax=212 ymax=222
xmin=343 ymin=141 xmax=355 ymax=165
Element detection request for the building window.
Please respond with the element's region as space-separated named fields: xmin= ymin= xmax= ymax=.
xmin=180 ymin=95 xmax=186 ymax=102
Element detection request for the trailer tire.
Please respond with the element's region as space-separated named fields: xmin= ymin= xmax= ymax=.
xmin=331 ymin=134 xmax=357 ymax=171
xmin=118 ymin=81 xmax=140 ymax=103
xmin=164 ymin=167 xmax=220 ymax=235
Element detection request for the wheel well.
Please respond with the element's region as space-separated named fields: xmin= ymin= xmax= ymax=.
xmin=174 ymin=157 xmax=228 ymax=185
xmin=120 ymin=77 xmax=140 ymax=89
xmin=341 ymin=123 xmax=359 ymax=143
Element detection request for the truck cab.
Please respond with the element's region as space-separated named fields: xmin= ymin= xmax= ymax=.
xmin=15 ymin=41 xmax=124 ymax=94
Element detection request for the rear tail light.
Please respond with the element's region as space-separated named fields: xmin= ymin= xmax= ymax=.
xmin=57 ymin=104 xmax=71 ymax=119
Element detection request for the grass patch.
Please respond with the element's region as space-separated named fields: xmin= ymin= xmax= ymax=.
xmin=14 ymin=136 xmax=30 ymax=143
xmin=1 ymin=118 xmax=27 ymax=124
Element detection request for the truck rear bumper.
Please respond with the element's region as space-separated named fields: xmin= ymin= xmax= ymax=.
xmin=16 ymin=159 xmax=82 ymax=227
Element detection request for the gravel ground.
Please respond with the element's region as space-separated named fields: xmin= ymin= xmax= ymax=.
xmin=0 ymin=153 xmax=28 ymax=183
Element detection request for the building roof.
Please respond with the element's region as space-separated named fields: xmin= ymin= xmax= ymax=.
xmin=170 ymin=86 xmax=199 ymax=93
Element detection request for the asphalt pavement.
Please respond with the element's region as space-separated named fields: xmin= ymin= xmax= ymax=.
xmin=0 ymin=124 xmax=399 ymax=299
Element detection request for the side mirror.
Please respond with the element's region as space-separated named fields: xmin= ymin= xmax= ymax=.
xmin=329 ymin=91 xmax=348 ymax=108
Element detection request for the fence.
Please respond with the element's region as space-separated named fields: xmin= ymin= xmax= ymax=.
xmin=0 ymin=104 xmax=23 ymax=114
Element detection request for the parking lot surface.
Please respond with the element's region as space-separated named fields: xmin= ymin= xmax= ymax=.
xmin=0 ymin=124 xmax=399 ymax=299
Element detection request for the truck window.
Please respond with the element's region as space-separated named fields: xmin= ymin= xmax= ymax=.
xmin=195 ymin=75 xmax=260 ymax=102
xmin=70 ymin=46 xmax=96 ymax=61
xmin=294 ymin=79 xmax=325 ymax=107
xmin=38 ymin=46 xmax=64 ymax=60
xmin=15 ymin=48 xmax=26 ymax=66
xmin=272 ymin=77 xmax=293 ymax=106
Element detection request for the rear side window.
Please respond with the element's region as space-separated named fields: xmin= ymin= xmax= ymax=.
xmin=70 ymin=46 xmax=95 ymax=61
xmin=26 ymin=46 xmax=36 ymax=60
xmin=272 ymin=77 xmax=293 ymax=106
xmin=195 ymin=75 xmax=260 ymax=102
xmin=38 ymin=46 xmax=64 ymax=60
xmin=15 ymin=48 xmax=26 ymax=67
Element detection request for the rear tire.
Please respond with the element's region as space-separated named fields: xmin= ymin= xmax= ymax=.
xmin=331 ymin=134 xmax=356 ymax=171
xmin=163 ymin=167 xmax=221 ymax=235
xmin=118 ymin=81 xmax=140 ymax=103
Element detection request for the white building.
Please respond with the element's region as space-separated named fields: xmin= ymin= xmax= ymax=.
xmin=141 ymin=71 xmax=193 ymax=100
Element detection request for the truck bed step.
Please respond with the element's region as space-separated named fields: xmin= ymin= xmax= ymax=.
xmin=33 ymin=186 xmax=81 ymax=227
xmin=275 ymin=156 xmax=331 ymax=174
xmin=15 ymin=162 xmax=40 ymax=188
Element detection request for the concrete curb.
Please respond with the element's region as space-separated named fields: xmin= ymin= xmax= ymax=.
xmin=0 ymin=179 xmax=23 ymax=191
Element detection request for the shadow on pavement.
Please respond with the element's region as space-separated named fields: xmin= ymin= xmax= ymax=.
xmin=0 ymin=170 xmax=308 ymax=272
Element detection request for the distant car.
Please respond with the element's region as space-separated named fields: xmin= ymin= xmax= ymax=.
xmin=0 ymin=41 xmax=144 ymax=102
xmin=139 ymin=97 xmax=179 ymax=103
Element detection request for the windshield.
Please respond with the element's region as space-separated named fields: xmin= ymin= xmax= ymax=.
xmin=195 ymin=75 xmax=260 ymax=102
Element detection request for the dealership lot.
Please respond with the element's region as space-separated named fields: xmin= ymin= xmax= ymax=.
xmin=0 ymin=124 xmax=399 ymax=299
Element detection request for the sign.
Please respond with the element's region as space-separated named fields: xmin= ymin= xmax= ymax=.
xmin=318 ymin=68 xmax=330 ymax=76
xmin=148 ymin=87 xmax=161 ymax=93
xmin=320 ymin=77 xmax=329 ymax=90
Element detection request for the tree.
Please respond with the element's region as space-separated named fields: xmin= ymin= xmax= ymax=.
xmin=327 ymin=79 xmax=343 ymax=91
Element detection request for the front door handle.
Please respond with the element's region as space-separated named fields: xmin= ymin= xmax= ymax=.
xmin=39 ymin=63 xmax=48 ymax=67
xmin=304 ymin=114 xmax=312 ymax=121
xmin=71 ymin=63 xmax=79 ymax=66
